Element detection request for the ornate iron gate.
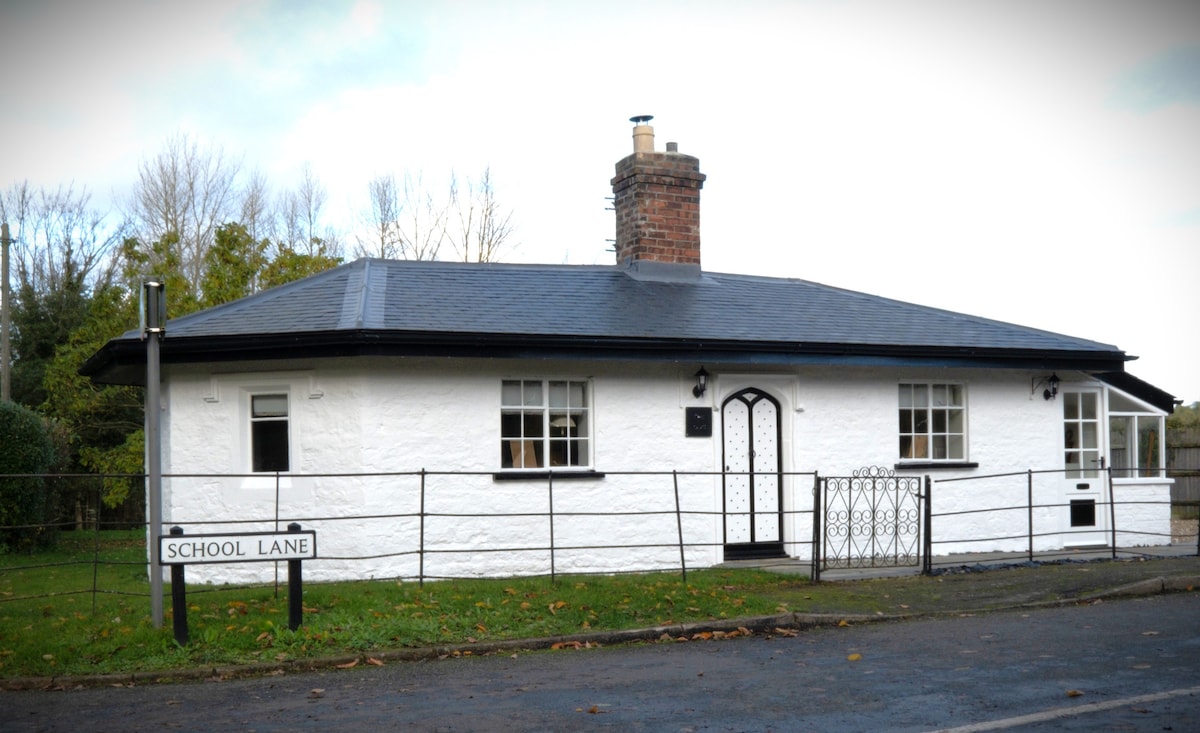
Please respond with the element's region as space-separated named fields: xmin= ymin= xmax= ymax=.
xmin=815 ymin=466 xmax=926 ymax=576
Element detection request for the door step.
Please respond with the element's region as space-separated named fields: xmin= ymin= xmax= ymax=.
xmin=724 ymin=542 xmax=786 ymax=561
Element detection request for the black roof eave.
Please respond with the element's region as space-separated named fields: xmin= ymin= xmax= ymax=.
xmin=1095 ymin=371 xmax=1179 ymax=414
xmin=81 ymin=330 xmax=1132 ymax=387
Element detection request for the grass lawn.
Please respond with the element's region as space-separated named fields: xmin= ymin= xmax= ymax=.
xmin=1 ymin=531 xmax=810 ymax=679
xmin=7 ymin=531 xmax=1195 ymax=681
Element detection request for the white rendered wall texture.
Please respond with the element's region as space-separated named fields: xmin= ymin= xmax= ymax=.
xmin=155 ymin=359 xmax=1170 ymax=583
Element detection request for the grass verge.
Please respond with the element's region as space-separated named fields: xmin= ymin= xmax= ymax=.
xmin=3 ymin=531 xmax=1199 ymax=680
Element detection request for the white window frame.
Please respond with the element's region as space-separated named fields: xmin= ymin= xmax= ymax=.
xmin=1107 ymin=390 xmax=1166 ymax=480
xmin=898 ymin=382 xmax=968 ymax=463
xmin=500 ymin=379 xmax=592 ymax=471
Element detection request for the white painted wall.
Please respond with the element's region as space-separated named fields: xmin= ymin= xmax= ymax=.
xmin=155 ymin=359 xmax=1171 ymax=583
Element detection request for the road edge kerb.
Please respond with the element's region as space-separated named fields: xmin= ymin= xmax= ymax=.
xmin=4 ymin=576 xmax=1197 ymax=692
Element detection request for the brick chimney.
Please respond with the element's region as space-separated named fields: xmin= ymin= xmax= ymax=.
xmin=611 ymin=116 xmax=706 ymax=277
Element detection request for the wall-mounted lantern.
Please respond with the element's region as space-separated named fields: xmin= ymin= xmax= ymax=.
xmin=692 ymin=366 xmax=709 ymax=398
xmin=1033 ymin=372 xmax=1060 ymax=401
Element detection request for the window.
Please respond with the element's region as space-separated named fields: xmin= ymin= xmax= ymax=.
xmin=501 ymin=380 xmax=590 ymax=470
xmin=251 ymin=394 xmax=289 ymax=472
xmin=1063 ymin=391 xmax=1100 ymax=479
xmin=899 ymin=383 xmax=966 ymax=461
xmin=1108 ymin=392 xmax=1164 ymax=479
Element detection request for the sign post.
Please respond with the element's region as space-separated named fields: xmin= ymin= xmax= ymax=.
xmin=160 ymin=525 xmax=317 ymax=645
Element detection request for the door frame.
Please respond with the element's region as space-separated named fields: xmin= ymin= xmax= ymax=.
xmin=720 ymin=387 xmax=786 ymax=560
xmin=1060 ymin=386 xmax=1111 ymax=547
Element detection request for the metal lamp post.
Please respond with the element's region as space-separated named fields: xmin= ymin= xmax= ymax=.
xmin=143 ymin=280 xmax=166 ymax=627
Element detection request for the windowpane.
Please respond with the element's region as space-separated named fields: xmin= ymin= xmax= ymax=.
xmin=1137 ymin=416 xmax=1161 ymax=476
xmin=522 ymin=413 xmax=544 ymax=438
xmin=932 ymin=385 xmax=947 ymax=407
xmin=947 ymin=385 xmax=963 ymax=406
xmin=523 ymin=382 xmax=542 ymax=407
xmin=252 ymin=421 xmax=289 ymax=472
xmin=932 ymin=411 xmax=946 ymax=433
xmin=1081 ymin=394 xmax=1097 ymax=420
xmin=252 ymin=394 xmax=288 ymax=418
xmin=500 ymin=412 xmax=523 ymax=439
xmin=1064 ymin=392 xmax=1079 ymax=419
xmin=1109 ymin=416 xmax=1133 ymax=477
xmin=898 ymin=385 xmax=913 ymax=408
xmin=501 ymin=381 xmax=522 ymax=406
xmin=251 ymin=393 xmax=288 ymax=472
xmin=914 ymin=386 xmax=928 ymax=408
xmin=549 ymin=381 xmax=568 ymax=408
xmin=1081 ymin=423 xmax=1097 ymax=450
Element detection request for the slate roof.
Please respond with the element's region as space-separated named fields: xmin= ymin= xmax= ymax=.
xmin=83 ymin=257 xmax=1150 ymax=397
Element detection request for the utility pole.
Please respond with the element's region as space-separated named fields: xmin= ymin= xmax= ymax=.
xmin=1 ymin=221 xmax=11 ymax=403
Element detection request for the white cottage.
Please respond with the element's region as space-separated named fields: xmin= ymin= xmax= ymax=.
xmin=83 ymin=119 xmax=1177 ymax=583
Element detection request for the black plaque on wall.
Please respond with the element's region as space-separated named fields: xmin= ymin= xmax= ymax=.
xmin=685 ymin=407 xmax=713 ymax=437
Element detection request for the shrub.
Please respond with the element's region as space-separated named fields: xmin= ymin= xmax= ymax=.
xmin=0 ymin=401 xmax=57 ymax=552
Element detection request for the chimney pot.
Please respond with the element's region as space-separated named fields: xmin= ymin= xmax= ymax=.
xmin=666 ymin=142 xmax=678 ymax=153
xmin=632 ymin=123 xmax=654 ymax=153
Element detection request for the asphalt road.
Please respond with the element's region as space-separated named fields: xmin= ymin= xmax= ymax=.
xmin=4 ymin=593 xmax=1198 ymax=732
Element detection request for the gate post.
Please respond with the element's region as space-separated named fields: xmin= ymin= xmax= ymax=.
xmin=811 ymin=473 xmax=822 ymax=583
xmin=922 ymin=476 xmax=933 ymax=575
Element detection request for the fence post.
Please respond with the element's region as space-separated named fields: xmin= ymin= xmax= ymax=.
xmin=91 ymin=483 xmax=102 ymax=615
xmin=274 ymin=471 xmax=281 ymax=599
xmin=287 ymin=522 xmax=304 ymax=631
xmin=672 ymin=471 xmax=687 ymax=583
xmin=418 ymin=469 xmax=426 ymax=589
xmin=548 ymin=473 xmax=556 ymax=585
xmin=922 ymin=476 xmax=932 ymax=575
xmin=1107 ymin=467 xmax=1118 ymax=559
xmin=168 ymin=526 xmax=189 ymax=645
xmin=811 ymin=473 xmax=822 ymax=583
xmin=1027 ymin=470 xmax=1034 ymax=562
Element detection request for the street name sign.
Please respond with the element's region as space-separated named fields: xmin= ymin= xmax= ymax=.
xmin=159 ymin=530 xmax=317 ymax=565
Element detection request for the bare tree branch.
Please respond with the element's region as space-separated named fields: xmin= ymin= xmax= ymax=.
xmin=130 ymin=133 xmax=241 ymax=283
xmin=448 ymin=166 xmax=515 ymax=263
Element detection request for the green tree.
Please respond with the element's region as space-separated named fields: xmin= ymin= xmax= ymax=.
xmin=260 ymin=238 xmax=342 ymax=289
xmin=40 ymin=282 xmax=143 ymax=514
xmin=0 ymin=401 xmax=56 ymax=552
xmin=1 ymin=181 xmax=122 ymax=409
xmin=119 ymin=232 xmax=200 ymax=317
xmin=1168 ymin=401 xmax=1200 ymax=430
xmin=199 ymin=222 xmax=269 ymax=307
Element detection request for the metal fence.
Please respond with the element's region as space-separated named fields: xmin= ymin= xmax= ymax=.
xmin=2 ymin=468 xmax=1197 ymax=610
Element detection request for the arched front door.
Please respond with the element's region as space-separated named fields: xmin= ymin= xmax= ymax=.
xmin=722 ymin=388 xmax=785 ymax=560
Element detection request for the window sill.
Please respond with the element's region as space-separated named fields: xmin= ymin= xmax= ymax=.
xmin=894 ymin=461 xmax=979 ymax=471
xmin=493 ymin=470 xmax=606 ymax=482
xmin=1112 ymin=475 xmax=1172 ymax=484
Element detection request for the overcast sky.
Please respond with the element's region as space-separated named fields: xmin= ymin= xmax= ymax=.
xmin=2 ymin=0 xmax=1198 ymax=404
